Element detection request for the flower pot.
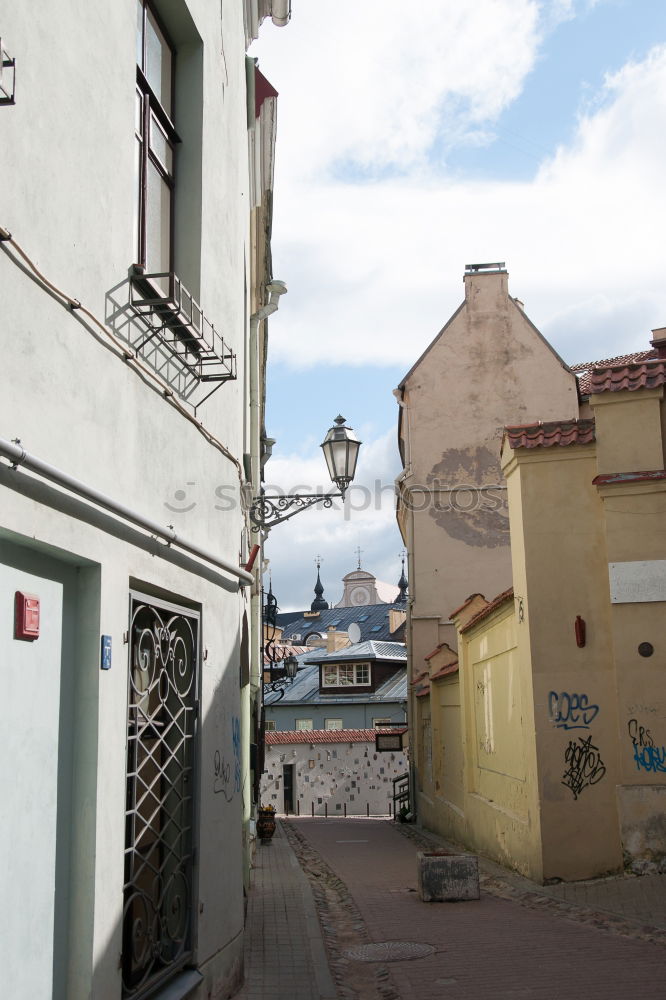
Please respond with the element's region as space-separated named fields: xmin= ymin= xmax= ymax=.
xmin=417 ymin=850 xmax=479 ymax=902
xmin=257 ymin=810 xmax=276 ymax=843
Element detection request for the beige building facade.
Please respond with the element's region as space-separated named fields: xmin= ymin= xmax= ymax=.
xmin=413 ymin=340 xmax=666 ymax=882
xmin=396 ymin=263 xmax=578 ymax=671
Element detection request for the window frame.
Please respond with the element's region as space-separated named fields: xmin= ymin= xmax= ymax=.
xmin=295 ymin=719 xmax=314 ymax=731
xmin=324 ymin=719 xmax=343 ymax=730
xmin=265 ymin=720 xmax=277 ymax=731
xmin=321 ymin=662 xmax=372 ymax=688
xmin=135 ymin=0 xmax=179 ymax=282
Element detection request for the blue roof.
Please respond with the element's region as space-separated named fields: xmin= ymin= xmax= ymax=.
xmin=276 ymin=602 xmax=405 ymax=643
xmin=264 ymin=658 xmax=407 ymax=707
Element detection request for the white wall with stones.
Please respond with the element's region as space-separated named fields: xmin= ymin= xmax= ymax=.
xmin=262 ymin=736 xmax=408 ymax=816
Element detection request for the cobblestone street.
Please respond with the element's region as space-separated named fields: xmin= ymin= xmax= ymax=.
xmin=237 ymin=817 xmax=666 ymax=1000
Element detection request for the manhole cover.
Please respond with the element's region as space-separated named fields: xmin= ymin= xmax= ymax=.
xmin=343 ymin=941 xmax=436 ymax=963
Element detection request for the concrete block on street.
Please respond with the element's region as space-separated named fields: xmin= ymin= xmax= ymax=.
xmin=417 ymin=850 xmax=480 ymax=902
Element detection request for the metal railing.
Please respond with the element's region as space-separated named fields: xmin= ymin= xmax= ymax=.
xmin=392 ymin=771 xmax=410 ymax=819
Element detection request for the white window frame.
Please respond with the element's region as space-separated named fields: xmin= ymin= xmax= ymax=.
xmin=324 ymin=719 xmax=343 ymax=730
xmin=295 ymin=718 xmax=313 ymax=730
xmin=373 ymin=718 xmax=392 ymax=728
xmin=321 ymin=662 xmax=371 ymax=687
xmin=265 ymin=720 xmax=276 ymax=731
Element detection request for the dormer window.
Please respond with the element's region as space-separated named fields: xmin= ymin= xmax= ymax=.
xmin=322 ymin=662 xmax=371 ymax=687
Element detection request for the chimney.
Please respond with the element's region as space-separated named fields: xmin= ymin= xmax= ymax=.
xmin=326 ymin=627 xmax=350 ymax=652
xmin=463 ymin=262 xmax=509 ymax=312
xmin=650 ymin=327 xmax=666 ymax=359
xmin=389 ymin=609 xmax=406 ymax=634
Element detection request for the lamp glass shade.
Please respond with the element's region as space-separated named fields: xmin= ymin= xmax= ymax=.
xmin=284 ymin=654 xmax=299 ymax=680
xmin=320 ymin=416 xmax=361 ymax=494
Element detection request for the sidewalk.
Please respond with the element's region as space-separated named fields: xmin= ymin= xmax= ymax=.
xmin=234 ymin=821 xmax=337 ymax=1000
xmin=235 ymin=817 xmax=666 ymax=999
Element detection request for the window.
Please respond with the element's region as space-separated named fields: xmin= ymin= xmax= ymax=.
xmin=373 ymin=718 xmax=392 ymax=728
xmin=370 ymin=625 xmax=382 ymax=633
xmin=322 ymin=662 xmax=371 ymax=687
xmin=295 ymin=719 xmax=313 ymax=730
xmin=135 ymin=0 xmax=177 ymax=295
xmin=325 ymin=719 xmax=343 ymax=730
xmin=265 ymin=720 xmax=276 ymax=731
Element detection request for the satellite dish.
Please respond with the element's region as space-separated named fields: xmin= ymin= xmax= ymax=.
xmin=348 ymin=622 xmax=361 ymax=644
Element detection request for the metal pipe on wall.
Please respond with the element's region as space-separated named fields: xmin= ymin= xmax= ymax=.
xmin=0 ymin=436 xmax=254 ymax=586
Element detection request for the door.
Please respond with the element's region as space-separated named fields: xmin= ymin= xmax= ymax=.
xmin=283 ymin=764 xmax=294 ymax=814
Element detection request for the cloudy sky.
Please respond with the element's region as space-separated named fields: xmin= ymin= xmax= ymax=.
xmin=251 ymin=0 xmax=666 ymax=611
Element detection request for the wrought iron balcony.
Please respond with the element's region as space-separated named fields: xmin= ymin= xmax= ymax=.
xmin=0 ymin=39 xmax=16 ymax=105
xmin=128 ymin=266 xmax=236 ymax=408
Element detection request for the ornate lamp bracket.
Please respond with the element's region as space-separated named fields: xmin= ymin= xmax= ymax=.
xmin=250 ymin=491 xmax=341 ymax=532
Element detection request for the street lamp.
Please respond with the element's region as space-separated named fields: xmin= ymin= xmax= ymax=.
xmin=250 ymin=415 xmax=361 ymax=532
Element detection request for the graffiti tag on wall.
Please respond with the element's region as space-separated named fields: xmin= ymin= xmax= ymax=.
xmin=213 ymin=715 xmax=242 ymax=800
xmin=561 ymin=735 xmax=606 ymax=799
xmin=628 ymin=719 xmax=666 ymax=773
xmin=548 ymin=691 xmax=599 ymax=730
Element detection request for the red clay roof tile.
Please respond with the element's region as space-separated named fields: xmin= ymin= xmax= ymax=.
xmin=265 ymin=728 xmax=397 ymax=745
xmin=504 ymin=419 xmax=595 ymax=451
xmin=460 ymin=587 xmax=514 ymax=634
xmin=572 ymin=350 xmax=657 ymax=395
xmin=430 ymin=661 xmax=459 ymax=680
xmin=588 ymin=359 xmax=666 ymax=394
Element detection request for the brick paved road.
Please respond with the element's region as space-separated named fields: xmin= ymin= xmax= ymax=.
xmin=291 ymin=817 xmax=666 ymax=1000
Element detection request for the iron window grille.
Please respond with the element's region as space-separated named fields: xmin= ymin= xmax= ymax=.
xmin=0 ymin=38 xmax=15 ymax=104
xmin=122 ymin=592 xmax=200 ymax=999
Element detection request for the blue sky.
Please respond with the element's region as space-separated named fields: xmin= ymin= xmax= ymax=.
xmin=253 ymin=0 xmax=666 ymax=611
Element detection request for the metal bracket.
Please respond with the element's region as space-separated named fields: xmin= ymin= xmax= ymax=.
xmin=250 ymin=492 xmax=341 ymax=532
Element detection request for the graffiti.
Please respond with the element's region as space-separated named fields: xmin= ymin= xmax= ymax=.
xmin=213 ymin=717 xmax=242 ymax=800
xmin=633 ymin=745 xmax=666 ymax=773
xmin=628 ymin=719 xmax=666 ymax=773
xmin=548 ymin=691 xmax=599 ymax=730
xmin=561 ymin=735 xmax=606 ymax=799
xmin=232 ymin=716 xmax=242 ymax=794
xmin=213 ymin=750 xmax=233 ymax=799
xmin=628 ymin=718 xmax=654 ymax=748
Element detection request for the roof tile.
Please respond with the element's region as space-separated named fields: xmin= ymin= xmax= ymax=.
xmin=571 ymin=350 xmax=656 ymax=395
xmin=589 ymin=359 xmax=666 ymax=394
xmin=460 ymin=587 xmax=514 ymax=634
xmin=265 ymin=728 xmax=399 ymax=745
xmin=504 ymin=419 xmax=595 ymax=451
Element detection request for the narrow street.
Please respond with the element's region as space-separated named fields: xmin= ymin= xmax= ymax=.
xmin=237 ymin=818 xmax=666 ymax=1000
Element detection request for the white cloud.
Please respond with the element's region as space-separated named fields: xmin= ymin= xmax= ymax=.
xmin=254 ymin=0 xmax=542 ymax=177
xmin=262 ymin=429 xmax=403 ymax=611
xmin=263 ymin=43 xmax=666 ymax=372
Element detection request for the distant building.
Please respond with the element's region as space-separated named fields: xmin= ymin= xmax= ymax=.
xmin=265 ymin=640 xmax=407 ymax=732
xmin=276 ymin=559 xmax=408 ymax=644
xmin=262 ymin=729 xmax=408 ymax=816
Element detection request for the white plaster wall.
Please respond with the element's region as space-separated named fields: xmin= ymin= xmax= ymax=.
xmin=0 ymin=1 xmax=256 ymax=996
xmin=0 ymin=563 xmax=63 ymax=998
xmin=262 ymin=740 xmax=408 ymax=816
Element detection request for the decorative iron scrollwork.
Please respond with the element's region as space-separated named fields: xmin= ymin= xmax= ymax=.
xmin=123 ymin=597 xmax=199 ymax=997
xmin=250 ymin=492 xmax=337 ymax=532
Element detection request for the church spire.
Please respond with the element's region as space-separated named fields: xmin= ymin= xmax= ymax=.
xmin=396 ymin=550 xmax=408 ymax=605
xmin=310 ymin=556 xmax=329 ymax=611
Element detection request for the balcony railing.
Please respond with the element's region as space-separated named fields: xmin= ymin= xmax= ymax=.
xmin=128 ymin=266 xmax=236 ymax=408
xmin=0 ymin=39 xmax=16 ymax=105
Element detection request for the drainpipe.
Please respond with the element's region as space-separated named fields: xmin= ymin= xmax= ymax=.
xmin=271 ymin=0 xmax=291 ymax=27
xmin=242 ymin=280 xmax=287 ymax=880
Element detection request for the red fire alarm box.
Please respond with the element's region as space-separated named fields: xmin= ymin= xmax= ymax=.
xmin=15 ymin=591 xmax=40 ymax=641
